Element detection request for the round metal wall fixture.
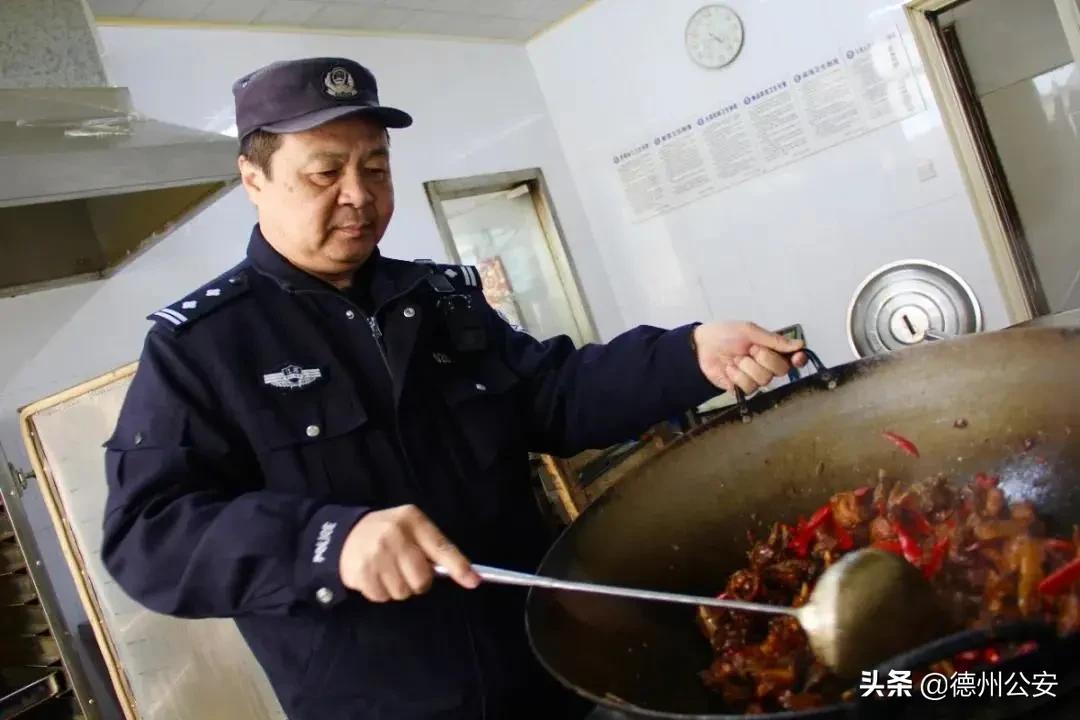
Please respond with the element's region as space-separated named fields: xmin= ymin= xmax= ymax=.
xmin=847 ymin=259 xmax=982 ymax=358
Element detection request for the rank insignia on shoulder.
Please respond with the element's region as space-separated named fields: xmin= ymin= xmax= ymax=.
xmin=445 ymin=265 xmax=480 ymax=288
xmin=417 ymin=260 xmax=483 ymax=294
xmin=147 ymin=266 xmax=250 ymax=332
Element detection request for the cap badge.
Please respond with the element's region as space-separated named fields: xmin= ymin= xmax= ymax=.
xmin=324 ymin=66 xmax=358 ymax=98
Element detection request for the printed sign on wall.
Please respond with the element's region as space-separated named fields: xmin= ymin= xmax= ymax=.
xmin=609 ymin=27 xmax=925 ymax=223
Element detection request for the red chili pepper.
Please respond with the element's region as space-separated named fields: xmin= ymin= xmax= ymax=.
xmin=906 ymin=510 xmax=933 ymax=536
xmin=833 ymin=521 xmax=855 ymax=551
xmin=788 ymin=505 xmax=832 ymax=557
xmin=873 ymin=540 xmax=903 ymax=555
xmin=807 ymin=505 xmax=832 ymax=531
xmin=894 ymin=522 xmax=924 ymax=565
xmin=788 ymin=517 xmax=809 ymax=557
xmin=1044 ymin=538 xmax=1074 ymax=554
xmin=983 ymin=647 xmax=1001 ymax=665
xmin=923 ymin=536 xmax=950 ymax=579
xmin=1017 ymin=641 xmax=1039 ymax=655
xmin=975 ymin=473 xmax=999 ymax=489
xmin=1037 ymin=557 xmax=1080 ymax=595
xmin=882 ymin=431 xmax=920 ymax=458
xmin=853 ymin=485 xmax=873 ymax=499
xmin=957 ymin=650 xmax=980 ymax=663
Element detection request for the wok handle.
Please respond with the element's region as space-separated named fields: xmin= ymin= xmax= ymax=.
xmin=734 ymin=347 xmax=835 ymax=423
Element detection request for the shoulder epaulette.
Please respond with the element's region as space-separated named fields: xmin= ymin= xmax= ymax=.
xmin=147 ymin=264 xmax=251 ymax=332
xmin=414 ymin=259 xmax=484 ymax=294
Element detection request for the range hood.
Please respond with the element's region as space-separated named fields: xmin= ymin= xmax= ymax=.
xmin=0 ymin=0 xmax=240 ymax=297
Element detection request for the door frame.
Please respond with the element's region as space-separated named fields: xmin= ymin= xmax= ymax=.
xmin=905 ymin=0 xmax=1055 ymax=322
xmin=423 ymin=168 xmax=599 ymax=344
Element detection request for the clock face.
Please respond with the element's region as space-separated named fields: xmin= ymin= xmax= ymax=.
xmin=685 ymin=5 xmax=745 ymax=69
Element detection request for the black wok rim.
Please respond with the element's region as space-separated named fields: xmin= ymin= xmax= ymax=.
xmin=525 ymin=327 xmax=1080 ymax=719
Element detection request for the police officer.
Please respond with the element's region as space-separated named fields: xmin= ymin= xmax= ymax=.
xmin=102 ymin=57 xmax=806 ymax=720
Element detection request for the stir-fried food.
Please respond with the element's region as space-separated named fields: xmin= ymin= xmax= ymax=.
xmin=697 ymin=468 xmax=1080 ymax=714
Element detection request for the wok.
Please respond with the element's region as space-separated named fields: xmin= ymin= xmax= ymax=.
xmin=526 ymin=326 xmax=1080 ymax=718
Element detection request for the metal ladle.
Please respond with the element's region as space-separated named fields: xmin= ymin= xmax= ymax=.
xmin=437 ymin=548 xmax=944 ymax=679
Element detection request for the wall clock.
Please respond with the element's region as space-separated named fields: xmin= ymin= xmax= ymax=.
xmin=685 ymin=5 xmax=745 ymax=69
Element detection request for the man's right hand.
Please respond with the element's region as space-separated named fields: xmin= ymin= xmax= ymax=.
xmin=339 ymin=504 xmax=481 ymax=602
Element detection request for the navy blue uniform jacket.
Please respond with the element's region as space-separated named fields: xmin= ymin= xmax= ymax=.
xmin=102 ymin=226 xmax=719 ymax=719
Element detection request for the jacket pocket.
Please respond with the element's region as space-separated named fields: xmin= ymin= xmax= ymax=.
xmin=250 ymin=393 xmax=375 ymax=503
xmin=440 ymin=361 xmax=521 ymax=470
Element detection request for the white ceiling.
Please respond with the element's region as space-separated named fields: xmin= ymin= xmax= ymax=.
xmin=87 ymin=0 xmax=593 ymax=41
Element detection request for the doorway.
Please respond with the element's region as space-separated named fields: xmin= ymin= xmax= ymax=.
xmin=424 ymin=169 xmax=596 ymax=346
xmin=908 ymin=0 xmax=1080 ymax=320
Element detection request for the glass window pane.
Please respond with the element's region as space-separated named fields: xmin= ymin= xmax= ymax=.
xmin=442 ymin=187 xmax=585 ymax=345
xmin=950 ymin=0 xmax=1080 ymax=312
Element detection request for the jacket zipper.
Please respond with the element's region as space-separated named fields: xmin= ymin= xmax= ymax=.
xmin=370 ymin=276 xmax=490 ymax=715
xmin=364 ymin=313 xmax=390 ymax=375
xmin=298 ymin=275 xmax=490 ymax=709
xmin=363 ymin=286 xmax=490 ymax=714
xmin=351 ymin=305 xmax=420 ymax=484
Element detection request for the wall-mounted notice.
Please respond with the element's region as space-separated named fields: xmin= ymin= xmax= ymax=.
xmin=610 ymin=26 xmax=926 ymax=223
xmin=698 ymin=102 xmax=759 ymax=189
xmin=612 ymin=141 xmax=664 ymax=219
xmin=745 ymin=80 xmax=813 ymax=169
xmin=794 ymin=57 xmax=864 ymax=149
xmin=843 ymin=28 xmax=924 ymax=128
xmin=654 ymin=121 xmax=717 ymax=208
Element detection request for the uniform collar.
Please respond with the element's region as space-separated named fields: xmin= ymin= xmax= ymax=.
xmin=246 ymin=224 xmax=429 ymax=307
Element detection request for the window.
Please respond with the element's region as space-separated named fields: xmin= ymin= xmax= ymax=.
xmin=424 ymin=169 xmax=597 ymax=345
xmin=909 ymin=0 xmax=1080 ymax=319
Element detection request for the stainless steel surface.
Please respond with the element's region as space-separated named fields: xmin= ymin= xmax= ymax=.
xmin=1 ymin=449 xmax=104 ymax=719
xmin=0 ymin=669 xmax=65 ymax=718
xmin=847 ymin=259 xmax=982 ymax=357
xmin=0 ymin=1 xmax=240 ymax=296
xmin=20 ymin=370 xmax=288 ymax=719
xmin=922 ymin=328 xmax=949 ymax=341
xmin=0 ymin=93 xmax=239 ymax=207
xmin=436 ymin=564 xmax=793 ymax=615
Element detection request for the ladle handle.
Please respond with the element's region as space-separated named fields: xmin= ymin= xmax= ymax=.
xmin=434 ymin=564 xmax=794 ymax=615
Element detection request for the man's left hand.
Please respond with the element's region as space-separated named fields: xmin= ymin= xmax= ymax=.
xmin=693 ymin=322 xmax=808 ymax=394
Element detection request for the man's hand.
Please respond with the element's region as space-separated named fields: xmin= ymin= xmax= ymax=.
xmin=693 ymin=321 xmax=807 ymax=395
xmin=339 ymin=505 xmax=480 ymax=603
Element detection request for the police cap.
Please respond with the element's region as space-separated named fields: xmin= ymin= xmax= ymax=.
xmin=232 ymin=57 xmax=412 ymax=142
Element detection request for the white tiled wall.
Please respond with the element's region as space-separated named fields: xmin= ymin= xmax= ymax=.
xmin=527 ymin=0 xmax=1012 ymax=365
